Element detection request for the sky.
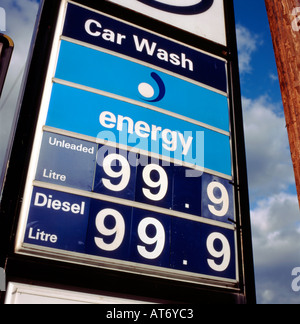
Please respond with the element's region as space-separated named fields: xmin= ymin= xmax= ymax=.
xmin=0 ymin=0 xmax=299 ymax=304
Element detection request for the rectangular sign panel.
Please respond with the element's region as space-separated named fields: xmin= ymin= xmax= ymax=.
xmin=45 ymin=83 xmax=231 ymax=176
xmin=107 ymin=0 xmax=227 ymax=46
xmin=15 ymin=1 xmax=238 ymax=289
xmin=55 ymin=40 xmax=229 ymax=131
xmin=5 ymin=283 xmax=153 ymax=304
xmin=24 ymin=186 xmax=236 ymax=280
xmin=63 ymin=4 xmax=227 ymax=92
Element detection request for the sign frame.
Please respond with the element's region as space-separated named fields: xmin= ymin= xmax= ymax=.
xmin=0 ymin=34 xmax=14 ymax=197
xmin=15 ymin=0 xmax=238 ymax=289
xmin=0 ymin=0 xmax=256 ymax=304
xmin=0 ymin=34 xmax=14 ymax=98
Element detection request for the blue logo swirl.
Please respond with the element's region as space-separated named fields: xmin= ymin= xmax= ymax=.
xmin=137 ymin=0 xmax=214 ymax=15
xmin=138 ymin=72 xmax=166 ymax=102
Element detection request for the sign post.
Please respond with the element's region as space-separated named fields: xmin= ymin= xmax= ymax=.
xmin=265 ymin=0 xmax=300 ymax=206
xmin=0 ymin=0 xmax=255 ymax=304
xmin=0 ymin=34 xmax=13 ymax=98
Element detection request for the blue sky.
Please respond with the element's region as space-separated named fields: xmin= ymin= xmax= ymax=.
xmin=234 ymin=0 xmax=283 ymax=102
xmin=0 ymin=0 xmax=299 ymax=304
xmin=234 ymin=0 xmax=300 ymax=304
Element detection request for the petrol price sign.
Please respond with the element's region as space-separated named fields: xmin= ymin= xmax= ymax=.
xmin=14 ymin=1 xmax=239 ymax=289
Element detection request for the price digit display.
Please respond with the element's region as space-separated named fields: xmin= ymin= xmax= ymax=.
xmin=29 ymin=138 xmax=237 ymax=282
xmin=137 ymin=217 xmax=166 ymax=260
xmin=202 ymin=174 xmax=234 ymax=223
xmin=206 ymin=232 xmax=231 ymax=272
xmin=62 ymin=196 xmax=235 ymax=280
xmin=102 ymin=154 xmax=131 ymax=192
xmin=170 ymin=216 xmax=235 ymax=279
xmin=94 ymin=149 xmax=235 ymax=224
xmin=207 ymin=182 xmax=230 ymax=217
xmin=93 ymin=209 xmax=167 ymax=261
xmin=94 ymin=208 xmax=125 ymax=251
xmin=23 ymin=167 xmax=237 ymax=283
xmin=94 ymin=148 xmax=136 ymax=201
xmin=142 ymin=164 xmax=168 ymax=202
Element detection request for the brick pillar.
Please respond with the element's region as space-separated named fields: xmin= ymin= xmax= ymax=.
xmin=265 ymin=0 xmax=300 ymax=206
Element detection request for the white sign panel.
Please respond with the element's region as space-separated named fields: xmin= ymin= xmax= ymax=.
xmin=5 ymin=283 xmax=154 ymax=304
xmin=108 ymin=0 xmax=227 ymax=45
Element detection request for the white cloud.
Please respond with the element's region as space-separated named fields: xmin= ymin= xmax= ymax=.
xmin=269 ymin=72 xmax=278 ymax=82
xmin=236 ymin=24 xmax=261 ymax=74
xmin=237 ymin=28 xmax=299 ymax=303
xmin=250 ymin=193 xmax=300 ymax=304
xmin=252 ymin=193 xmax=299 ymax=243
xmin=242 ymin=95 xmax=295 ymax=201
xmin=242 ymin=93 xmax=300 ymax=304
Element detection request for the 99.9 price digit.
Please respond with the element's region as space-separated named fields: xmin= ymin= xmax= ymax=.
xmin=207 ymin=181 xmax=229 ymax=217
xmin=101 ymin=153 xmax=168 ymax=202
xmin=206 ymin=232 xmax=231 ymax=272
xmin=94 ymin=208 xmax=166 ymax=260
xmin=102 ymin=154 xmax=130 ymax=192
xmin=98 ymin=152 xmax=234 ymax=223
xmin=92 ymin=206 xmax=234 ymax=277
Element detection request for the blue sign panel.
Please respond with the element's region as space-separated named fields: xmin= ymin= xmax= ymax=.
xmin=170 ymin=217 xmax=236 ymax=280
xmin=94 ymin=146 xmax=137 ymax=201
xmin=62 ymin=3 xmax=227 ymax=93
xmin=55 ymin=40 xmax=230 ymax=132
xmin=172 ymin=166 xmax=203 ymax=216
xmin=36 ymin=132 xmax=97 ymax=191
xmin=16 ymin=1 xmax=238 ymax=288
xmin=201 ymin=174 xmax=235 ymax=224
xmin=93 ymin=145 xmax=234 ymax=224
xmin=45 ymin=83 xmax=231 ymax=176
xmin=34 ymin=140 xmax=234 ymax=225
xmin=23 ymin=186 xmax=236 ymax=281
xmin=24 ymin=187 xmax=91 ymax=253
xmin=135 ymin=157 xmax=174 ymax=209
xmin=85 ymin=199 xmax=133 ymax=261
